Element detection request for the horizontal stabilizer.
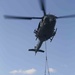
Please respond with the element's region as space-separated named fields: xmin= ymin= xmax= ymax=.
xmin=29 ymin=49 xmax=44 ymax=53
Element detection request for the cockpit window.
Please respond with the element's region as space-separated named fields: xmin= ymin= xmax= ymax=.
xmin=43 ymin=16 xmax=49 ymax=22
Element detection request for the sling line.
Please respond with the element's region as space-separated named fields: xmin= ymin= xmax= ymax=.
xmin=44 ymin=41 xmax=50 ymax=75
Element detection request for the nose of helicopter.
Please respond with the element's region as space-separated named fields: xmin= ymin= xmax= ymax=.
xmin=48 ymin=15 xmax=56 ymax=22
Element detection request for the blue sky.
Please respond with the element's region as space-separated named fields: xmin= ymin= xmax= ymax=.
xmin=0 ymin=0 xmax=75 ymax=75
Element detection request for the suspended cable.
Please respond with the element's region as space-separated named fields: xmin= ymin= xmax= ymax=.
xmin=44 ymin=41 xmax=50 ymax=75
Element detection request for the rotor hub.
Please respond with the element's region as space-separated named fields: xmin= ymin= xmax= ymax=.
xmin=43 ymin=14 xmax=56 ymax=22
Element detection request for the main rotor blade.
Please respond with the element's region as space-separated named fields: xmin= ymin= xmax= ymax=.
xmin=4 ymin=15 xmax=43 ymax=20
xmin=56 ymin=14 xmax=75 ymax=19
xmin=39 ymin=0 xmax=46 ymax=15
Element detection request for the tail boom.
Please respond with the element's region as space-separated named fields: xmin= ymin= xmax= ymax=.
xmin=28 ymin=40 xmax=44 ymax=54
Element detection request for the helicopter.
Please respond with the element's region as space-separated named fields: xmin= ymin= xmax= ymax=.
xmin=4 ymin=0 xmax=75 ymax=54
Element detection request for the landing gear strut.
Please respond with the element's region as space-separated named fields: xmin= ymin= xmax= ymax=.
xmin=50 ymin=28 xmax=57 ymax=42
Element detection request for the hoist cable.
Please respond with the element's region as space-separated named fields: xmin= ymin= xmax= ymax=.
xmin=44 ymin=56 xmax=47 ymax=75
xmin=44 ymin=41 xmax=50 ymax=75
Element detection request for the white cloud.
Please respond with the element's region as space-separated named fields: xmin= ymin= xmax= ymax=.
xmin=49 ymin=68 xmax=56 ymax=73
xmin=10 ymin=68 xmax=36 ymax=75
xmin=10 ymin=70 xmax=19 ymax=74
xmin=23 ymin=68 xmax=36 ymax=74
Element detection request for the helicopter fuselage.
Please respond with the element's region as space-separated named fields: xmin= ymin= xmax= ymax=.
xmin=29 ymin=15 xmax=57 ymax=54
xmin=35 ymin=15 xmax=56 ymax=41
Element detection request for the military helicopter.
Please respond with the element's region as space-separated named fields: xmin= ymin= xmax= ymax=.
xmin=4 ymin=0 xmax=75 ymax=54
